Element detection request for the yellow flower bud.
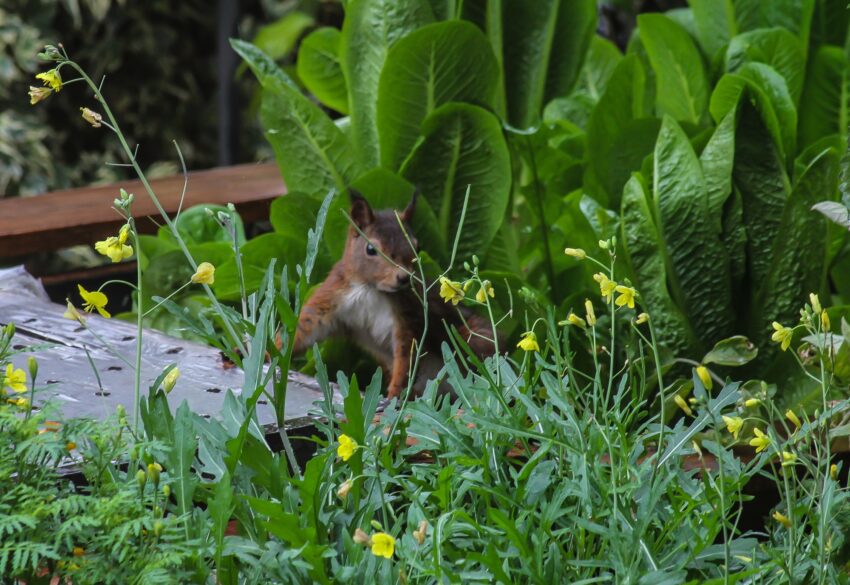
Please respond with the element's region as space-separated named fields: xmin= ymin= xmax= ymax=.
xmin=831 ymin=463 xmax=838 ymax=481
xmin=147 ymin=462 xmax=162 ymax=486
xmin=635 ymin=312 xmax=650 ymax=325
xmin=564 ymin=247 xmax=586 ymax=260
xmin=695 ymin=365 xmax=713 ymax=391
xmin=772 ymin=511 xmax=792 ymax=529
xmin=136 ymin=469 xmax=147 ymax=489
xmin=810 ymin=293 xmax=822 ymax=314
xmin=674 ymin=394 xmax=693 ymax=416
xmin=821 ymin=310 xmax=830 ymax=332
xmin=744 ymin=398 xmax=761 ymax=408
xmin=785 ymin=409 xmax=802 ymax=431
xmin=781 ymin=451 xmax=797 ymax=467
xmin=584 ymin=299 xmax=596 ymax=326
xmin=162 ymin=367 xmax=180 ymax=394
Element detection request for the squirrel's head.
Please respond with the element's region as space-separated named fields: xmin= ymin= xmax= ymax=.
xmin=343 ymin=189 xmax=419 ymax=293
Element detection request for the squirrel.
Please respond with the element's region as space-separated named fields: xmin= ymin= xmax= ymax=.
xmin=290 ymin=190 xmax=496 ymax=398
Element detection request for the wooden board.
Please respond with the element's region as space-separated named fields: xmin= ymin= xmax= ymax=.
xmin=0 ymin=162 xmax=286 ymax=258
xmin=0 ymin=267 xmax=336 ymax=433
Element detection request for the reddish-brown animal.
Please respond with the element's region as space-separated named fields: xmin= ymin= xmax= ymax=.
xmin=291 ymin=190 xmax=495 ymax=398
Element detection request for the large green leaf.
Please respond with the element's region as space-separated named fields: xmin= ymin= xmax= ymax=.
xmin=687 ymin=0 xmax=736 ymax=60
xmin=585 ymin=55 xmax=660 ymax=208
xmin=259 ymin=78 xmax=360 ymax=196
xmin=340 ymin=0 xmax=434 ymax=168
xmin=710 ymin=63 xmax=797 ymax=163
xmin=732 ymin=99 xmax=791 ymax=289
xmin=733 ymin=0 xmax=815 ymax=49
xmin=377 ymin=21 xmax=498 ymax=170
xmin=296 ymin=27 xmax=349 ymax=114
xmin=231 ymin=38 xmax=294 ymax=89
xmin=799 ymin=46 xmax=850 ymax=151
xmin=637 ymin=13 xmax=709 ymax=125
xmin=753 ymin=147 xmax=839 ymax=356
xmin=251 ymin=11 xmax=314 ymax=62
xmin=544 ymin=36 xmax=622 ymax=129
xmin=401 ymin=103 xmax=510 ymax=264
xmin=621 ymin=173 xmax=698 ymax=355
xmin=699 ymin=110 xmax=736 ymax=228
xmin=653 ymin=116 xmax=734 ymax=344
xmin=725 ymin=28 xmax=805 ymax=105
xmin=573 ymin=36 xmax=623 ymax=101
xmin=543 ymin=0 xmax=597 ymax=105
xmin=234 ymin=41 xmax=360 ymax=199
xmin=810 ymin=0 xmax=850 ymax=49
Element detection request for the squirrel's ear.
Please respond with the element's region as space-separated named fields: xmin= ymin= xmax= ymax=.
xmin=349 ymin=188 xmax=374 ymax=232
xmin=401 ymin=188 xmax=418 ymax=223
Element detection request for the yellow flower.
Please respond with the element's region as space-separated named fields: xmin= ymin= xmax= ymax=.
xmin=749 ymin=428 xmax=771 ymax=453
xmin=475 ymin=280 xmax=494 ymax=303
xmin=821 ymin=310 xmax=831 ymax=332
xmin=831 ymin=464 xmax=838 ymax=480
xmin=674 ymin=395 xmax=693 ymax=416
xmin=695 ymin=365 xmax=713 ymax=391
xmin=722 ymin=415 xmax=743 ymax=440
xmin=337 ymin=434 xmax=358 ymax=462
xmin=370 ymin=532 xmax=395 ymax=559
xmin=584 ymin=299 xmax=596 ymax=326
xmin=772 ymin=511 xmax=792 ymax=529
xmin=162 ymin=367 xmax=180 ymax=394
xmin=72 ymin=546 xmax=85 ymax=557
xmin=781 ymin=451 xmax=797 ymax=467
xmin=4 ymin=364 xmax=27 ymax=393
xmin=593 ymin=273 xmax=617 ymax=303
xmin=771 ymin=322 xmax=793 ymax=351
xmin=94 ymin=227 xmax=133 ymax=263
xmin=80 ymin=107 xmax=103 ymax=128
xmin=810 ymin=293 xmax=822 ymax=314
xmin=28 ymin=85 xmax=52 ymax=104
xmin=78 ymin=285 xmax=110 ymax=318
xmin=191 ymin=262 xmax=216 ymax=285
xmin=517 ymin=331 xmax=539 ymax=352
xmin=66 ymin=441 xmax=76 ymax=451
xmin=564 ymin=247 xmax=586 ymax=260
xmin=744 ymin=398 xmax=761 ymax=408
xmin=785 ymin=409 xmax=802 ymax=431
xmin=35 ymin=69 xmax=62 ymax=92
xmin=614 ymin=285 xmax=636 ymax=309
xmin=635 ymin=312 xmax=650 ymax=325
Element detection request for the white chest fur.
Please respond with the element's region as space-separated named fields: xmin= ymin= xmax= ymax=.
xmin=337 ymin=283 xmax=397 ymax=364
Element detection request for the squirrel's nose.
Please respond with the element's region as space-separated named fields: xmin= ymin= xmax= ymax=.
xmin=396 ymin=273 xmax=410 ymax=287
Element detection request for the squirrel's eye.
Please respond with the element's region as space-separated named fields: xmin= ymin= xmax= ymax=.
xmin=365 ymin=243 xmax=377 ymax=256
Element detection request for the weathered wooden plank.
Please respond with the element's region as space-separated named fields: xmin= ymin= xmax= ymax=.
xmin=0 ymin=267 xmax=336 ymax=431
xmin=0 ymin=162 xmax=285 ymax=258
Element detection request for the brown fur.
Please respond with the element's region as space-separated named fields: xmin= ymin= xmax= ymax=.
xmin=290 ymin=191 xmax=496 ymax=398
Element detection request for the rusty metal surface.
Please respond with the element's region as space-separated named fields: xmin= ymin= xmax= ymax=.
xmin=0 ymin=267 xmax=336 ymax=431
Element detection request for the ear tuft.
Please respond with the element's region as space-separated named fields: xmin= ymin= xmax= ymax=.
xmin=401 ymin=188 xmax=419 ymax=223
xmin=349 ymin=188 xmax=374 ymax=232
